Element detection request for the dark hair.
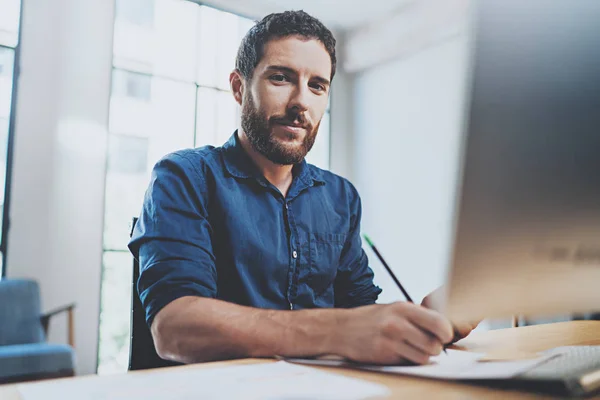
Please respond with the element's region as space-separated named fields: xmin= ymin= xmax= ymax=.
xmin=235 ymin=10 xmax=337 ymax=82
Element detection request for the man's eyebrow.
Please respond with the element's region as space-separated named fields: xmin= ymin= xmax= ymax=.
xmin=265 ymin=65 xmax=330 ymax=86
xmin=312 ymin=75 xmax=331 ymax=86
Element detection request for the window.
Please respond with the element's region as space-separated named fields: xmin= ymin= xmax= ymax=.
xmin=305 ymin=98 xmax=331 ymax=170
xmin=115 ymin=0 xmax=155 ymax=28
xmin=98 ymin=0 xmax=332 ymax=373
xmin=0 ymin=0 xmax=21 ymax=276
xmin=111 ymin=70 xmax=152 ymax=101
xmin=0 ymin=0 xmax=20 ymax=47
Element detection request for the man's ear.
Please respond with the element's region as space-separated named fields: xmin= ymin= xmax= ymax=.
xmin=230 ymin=70 xmax=244 ymax=106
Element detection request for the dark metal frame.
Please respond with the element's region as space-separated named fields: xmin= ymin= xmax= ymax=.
xmin=0 ymin=0 xmax=24 ymax=277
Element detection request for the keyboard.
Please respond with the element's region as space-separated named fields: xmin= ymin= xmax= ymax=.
xmin=516 ymin=346 xmax=600 ymax=396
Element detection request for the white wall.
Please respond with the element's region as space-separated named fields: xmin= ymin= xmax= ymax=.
xmin=352 ymin=35 xmax=470 ymax=305
xmin=8 ymin=0 xmax=114 ymax=375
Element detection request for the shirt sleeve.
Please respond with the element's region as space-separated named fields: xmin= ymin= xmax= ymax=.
xmin=128 ymin=153 xmax=217 ymax=328
xmin=334 ymin=184 xmax=382 ymax=308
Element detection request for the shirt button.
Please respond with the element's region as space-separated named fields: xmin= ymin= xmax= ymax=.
xmin=292 ymin=250 xmax=298 ymax=259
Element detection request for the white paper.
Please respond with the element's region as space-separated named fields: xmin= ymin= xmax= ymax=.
xmin=286 ymin=349 xmax=557 ymax=381
xmin=18 ymin=361 xmax=390 ymax=400
xmin=285 ymin=349 xmax=482 ymax=369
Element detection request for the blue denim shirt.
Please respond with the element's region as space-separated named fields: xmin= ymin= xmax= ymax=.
xmin=129 ymin=132 xmax=382 ymax=327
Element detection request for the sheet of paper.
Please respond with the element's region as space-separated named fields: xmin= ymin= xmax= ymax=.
xmin=18 ymin=361 xmax=390 ymax=400
xmin=286 ymin=349 xmax=557 ymax=381
xmin=285 ymin=349 xmax=482 ymax=369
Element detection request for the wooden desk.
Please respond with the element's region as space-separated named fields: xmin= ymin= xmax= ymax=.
xmin=2 ymin=321 xmax=599 ymax=399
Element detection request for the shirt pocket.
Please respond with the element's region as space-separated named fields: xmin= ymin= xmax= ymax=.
xmin=308 ymin=232 xmax=347 ymax=296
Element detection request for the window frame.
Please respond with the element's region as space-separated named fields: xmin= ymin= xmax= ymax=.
xmin=0 ymin=0 xmax=24 ymax=277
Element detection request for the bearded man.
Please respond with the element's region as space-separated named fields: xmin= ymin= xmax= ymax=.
xmin=129 ymin=10 xmax=477 ymax=366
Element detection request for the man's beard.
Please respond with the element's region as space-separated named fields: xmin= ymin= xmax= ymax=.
xmin=240 ymin=93 xmax=320 ymax=165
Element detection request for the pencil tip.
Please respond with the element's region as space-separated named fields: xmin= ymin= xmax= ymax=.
xmin=362 ymin=233 xmax=373 ymax=247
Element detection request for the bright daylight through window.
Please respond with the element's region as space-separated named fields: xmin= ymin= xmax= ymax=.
xmin=0 ymin=0 xmax=21 ymax=276
xmin=98 ymin=0 xmax=332 ymax=373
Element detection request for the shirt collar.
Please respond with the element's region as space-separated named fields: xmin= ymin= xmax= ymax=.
xmin=221 ymin=131 xmax=326 ymax=186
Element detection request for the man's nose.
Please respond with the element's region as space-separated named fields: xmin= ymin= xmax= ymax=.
xmin=288 ymin=85 xmax=310 ymax=114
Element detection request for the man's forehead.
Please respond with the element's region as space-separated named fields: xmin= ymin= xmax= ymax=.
xmin=258 ymin=36 xmax=331 ymax=78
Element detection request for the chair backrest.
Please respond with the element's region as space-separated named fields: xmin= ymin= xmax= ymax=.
xmin=0 ymin=279 xmax=45 ymax=346
xmin=128 ymin=217 xmax=181 ymax=370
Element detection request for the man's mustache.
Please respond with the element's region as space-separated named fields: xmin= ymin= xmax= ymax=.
xmin=270 ymin=113 xmax=312 ymax=130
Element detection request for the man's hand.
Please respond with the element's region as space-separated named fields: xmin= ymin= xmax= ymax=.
xmin=421 ymin=286 xmax=481 ymax=343
xmin=334 ymin=302 xmax=454 ymax=365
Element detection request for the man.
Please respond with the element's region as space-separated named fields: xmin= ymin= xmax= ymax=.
xmin=129 ymin=10 xmax=478 ymax=366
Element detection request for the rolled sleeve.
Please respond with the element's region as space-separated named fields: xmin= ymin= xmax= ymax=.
xmin=128 ymin=153 xmax=217 ymax=327
xmin=334 ymin=185 xmax=382 ymax=308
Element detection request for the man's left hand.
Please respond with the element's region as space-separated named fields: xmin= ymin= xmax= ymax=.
xmin=421 ymin=287 xmax=481 ymax=343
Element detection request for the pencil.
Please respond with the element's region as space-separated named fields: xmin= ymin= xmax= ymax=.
xmin=363 ymin=233 xmax=448 ymax=354
xmin=362 ymin=233 xmax=413 ymax=303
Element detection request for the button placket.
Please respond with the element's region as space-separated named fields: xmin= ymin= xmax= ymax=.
xmin=283 ymin=200 xmax=295 ymax=310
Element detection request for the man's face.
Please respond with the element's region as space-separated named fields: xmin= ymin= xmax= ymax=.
xmin=240 ymin=36 xmax=331 ymax=165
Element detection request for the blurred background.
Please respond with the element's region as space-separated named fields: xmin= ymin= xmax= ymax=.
xmin=1 ymin=0 xmax=581 ymax=380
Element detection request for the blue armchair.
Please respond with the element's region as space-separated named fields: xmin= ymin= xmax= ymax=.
xmin=0 ymin=279 xmax=75 ymax=384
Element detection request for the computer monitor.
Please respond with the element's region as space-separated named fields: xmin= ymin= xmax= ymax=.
xmin=443 ymin=0 xmax=600 ymax=323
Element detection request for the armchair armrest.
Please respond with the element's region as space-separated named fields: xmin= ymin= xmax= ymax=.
xmin=40 ymin=303 xmax=76 ymax=348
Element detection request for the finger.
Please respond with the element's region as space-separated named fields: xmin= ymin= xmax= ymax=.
xmin=421 ymin=296 xmax=432 ymax=309
xmin=395 ymin=321 xmax=443 ymax=356
xmin=453 ymin=324 xmax=472 ymax=338
xmin=394 ymin=340 xmax=431 ymax=365
xmin=452 ymin=321 xmax=479 ymax=341
xmin=403 ymin=303 xmax=454 ymax=344
xmin=407 ymin=329 xmax=444 ymax=356
xmin=421 ymin=286 xmax=445 ymax=309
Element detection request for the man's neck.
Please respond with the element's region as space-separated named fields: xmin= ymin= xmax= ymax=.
xmin=238 ymin=130 xmax=294 ymax=197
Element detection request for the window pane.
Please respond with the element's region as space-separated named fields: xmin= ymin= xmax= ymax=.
xmin=107 ymin=69 xmax=195 ymax=250
xmin=195 ymin=87 xmax=217 ymax=146
xmin=0 ymin=47 xmax=14 ymax=245
xmin=0 ymin=119 xmax=7 ymax=247
xmin=103 ymin=134 xmax=149 ymax=250
xmin=305 ymin=111 xmax=330 ymax=170
xmin=216 ymin=11 xmax=241 ymax=90
xmin=195 ymin=88 xmax=238 ymax=148
xmin=196 ymin=6 xmax=219 ymax=87
xmin=197 ymin=7 xmax=249 ymax=89
xmin=113 ymin=0 xmax=198 ymax=81
xmin=0 ymin=47 xmax=14 ymax=118
xmin=109 ymin=70 xmax=195 ymax=140
xmin=216 ymin=90 xmax=238 ymax=145
xmin=112 ymin=69 xmax=152 ymax=101
xmin=115 ymin=0 xmax=154 ymax=28
xmin=0 ymin=0 xmax=20 ymax=47
xmin=97 ymin=251 xmax=133 ymax=374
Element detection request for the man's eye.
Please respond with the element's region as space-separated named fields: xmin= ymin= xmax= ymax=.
xmin=270 ymin=74 xmax=289 ymax=82
xmin=310 ymin=83 xmax=326 ymax=92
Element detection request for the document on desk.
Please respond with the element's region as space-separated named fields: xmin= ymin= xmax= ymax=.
xmin=18 ymin=361 xmax=390 ymax=400
xmin=286 ymin=349 xmax=558 ymax=380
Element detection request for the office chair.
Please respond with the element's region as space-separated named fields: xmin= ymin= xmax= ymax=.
xmin=128 ymin=217 xmax=181 ymax=371
xmin=0 ymin=279 xmax=75 ymax=383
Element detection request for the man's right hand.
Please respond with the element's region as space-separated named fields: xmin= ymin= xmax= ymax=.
xmin=333 ymin=302 xmax=454 ymax=365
